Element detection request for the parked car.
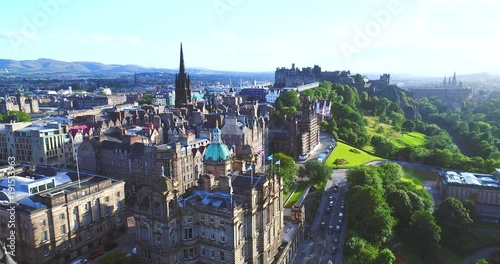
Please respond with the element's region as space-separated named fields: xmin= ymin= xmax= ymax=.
xmin=88 ymin=250 xmax=104 ymax=260
xmin=326 ymin=207 xmax=331 ymax=213
xmin=321 ymin=222 xmax=325 ymax=229
xmin=335 ymin=225 xmax=341 ymax=232
xmin=329 ymin=195 xmax=334 ymax=201
xmin=338 ymin=218 xmax=343 ymax=225
xmin=71 ymin=259 xmax=87 ymax=264
xmin=332 ymin=246 xmax=337 ymax=255
xmin=329 ymin=201 xmax=334 ymax=207
xmin=329 ymin=225 xmax=334 ymax=234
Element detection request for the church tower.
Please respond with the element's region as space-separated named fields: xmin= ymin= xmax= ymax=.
xmin=174 ymin=43 xmax=192 ymax=108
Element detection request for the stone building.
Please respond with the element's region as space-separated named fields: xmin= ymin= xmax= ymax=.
xmin=134 ymin=123 xmax=284 ymax=263
xmin=0 ymin=165 xmax=126 ymax=264
xmin=268 ymin=96 xmax=320 ymax=159
xmin=0 ymin=89 xmax=39 ymax=114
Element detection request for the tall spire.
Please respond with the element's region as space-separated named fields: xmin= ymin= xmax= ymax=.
xmin=179 ymin=42 xmax=185 ymax=74
xmin=175 ymin=43 xmax=192 ymax=108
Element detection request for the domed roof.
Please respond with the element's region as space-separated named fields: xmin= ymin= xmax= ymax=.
xmin=204 ymin=122 xmax=232 ymax=162
xmin=204 ymin=143 xmax=232 ymax=162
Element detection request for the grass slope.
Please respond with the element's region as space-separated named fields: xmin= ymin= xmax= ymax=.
xmin=326 ymin=141 xmax=384 ymax=168
xmin=284 ymin=182 xmax=308 ymax=208
xmin=364 ymin=116 xmax=426 ymax=151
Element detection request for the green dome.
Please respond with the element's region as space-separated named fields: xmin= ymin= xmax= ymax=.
xmin=204 ymin=125 xmax=232 ymax=162
xmin=204 ymin=142 xmax=232 ymax=161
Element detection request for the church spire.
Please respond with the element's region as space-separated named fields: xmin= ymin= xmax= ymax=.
xmin=179 ymin=42 xmax=185 ymax=74
xmin=174 ymin=43 xmax=192 ymax=108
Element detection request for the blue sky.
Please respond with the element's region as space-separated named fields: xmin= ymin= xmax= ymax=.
xmin=1 ymin=0 xmax=499 ymax=76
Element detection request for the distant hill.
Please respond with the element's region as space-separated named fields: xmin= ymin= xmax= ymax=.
xmin=391 ymin=72 xmax=500 ymax=85
xmin=0 ymin=58 xmax=274 ymax=77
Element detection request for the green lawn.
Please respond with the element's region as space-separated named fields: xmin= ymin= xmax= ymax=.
xmin=325 ymin=141 xmax=385 ymax=168
xmin=391 ymin=132 xmax=426 ymax=148
xmin=402 ymin=167 xmax=437 ymax=189
xmin=284 ymin=182 xmax=308 ymax=208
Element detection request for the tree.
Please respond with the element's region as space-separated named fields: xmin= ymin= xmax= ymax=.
xmin=386 ymin=190 xmax=413 ymax=230
xmin=303 ymin=161 xmax=333 ymax=183
xmin=271 ymin=153 xmax=298 ymax=193
xmin=346 ymin=185 xmax=395 ymax=245
xmin=98 ymin=251 xmax=139 ymax=264
xmin=402 ymin=120 xmax=416 ymax=132
xmin=344 ymin=236 xmax=378 ymax=264
xmin=374 ymin=248 xmax=396 ymax=264
xmin=277 ymin=90 xmax=300 ymax=108
xmin=378 ymin=162 xmax=404 ymax=187
xmin=473 ymin=259 xmax=488 ymax=264
xmin=3 ymin=110 xmax=31 ymax=122
xmin=346 ymin=165 xmax=383 ymax=193
xmin=408 ymin=210 xmax=441 ymax=262
xmin=435 ymin=197 xmax=473 ymax=248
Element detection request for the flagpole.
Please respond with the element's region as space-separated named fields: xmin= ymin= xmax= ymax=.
xmin=251 ymin=163 xmax=253 ymax=185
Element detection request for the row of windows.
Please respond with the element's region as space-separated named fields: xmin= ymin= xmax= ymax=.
xmin=198 ymin=214 xmax=225 ymax=225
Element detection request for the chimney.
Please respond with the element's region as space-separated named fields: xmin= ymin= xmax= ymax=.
xmin=219 ymin=175 xmax=232 ymax=194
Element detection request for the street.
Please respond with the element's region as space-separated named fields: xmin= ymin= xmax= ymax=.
xmin=293 ymin=169 xmax=349 ymax=264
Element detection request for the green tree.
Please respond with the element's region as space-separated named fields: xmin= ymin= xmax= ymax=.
xmin=374 ymin=248 xmax=396 ymax=264
xmin=346 ymin=185 xmax=395 ymax=245
xmin=272 ymin=152 xmax=298 ymax=193
xmin=344 ymin=236 xmax=378 ymax=264
xmin=299 ymin=160 xmax=332 ymax=184
xmin=4 ymin=110 xmax=31 ymax=122
xmin=277 ymin=90 xmax=300 ymax=108
xmin=386 ymin=189 xmax=413 ymax=230
xmin=346 ymin=166 xmax=383 ymax=194
xmin=473 ymin=259 xmax=488 ymax=264
xmin=402 ymin=120 xmax=416 ymax=132
xmin=378 ymin=162 xmax=404 ymax=187
xmin=98 ymin=251 xmax=139 ymax=264
xmin=408 ymin=210 xmax=441 ymax=262
xmin=435 ymin=197 xmax=473 ymax=248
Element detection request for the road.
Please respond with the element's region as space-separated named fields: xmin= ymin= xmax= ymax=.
xmin=293 ymin=168 xmax=349 ymax=264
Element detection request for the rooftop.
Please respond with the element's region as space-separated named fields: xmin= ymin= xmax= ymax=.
xmin=440 ymin=170 xmax=500 ymax=188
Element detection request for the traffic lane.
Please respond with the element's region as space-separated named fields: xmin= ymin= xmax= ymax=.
xmin=334 ymin=185 xmax=347 ymax=264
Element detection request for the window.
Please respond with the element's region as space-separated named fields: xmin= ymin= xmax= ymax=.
xmin=183 ymin=248 xmax=197 ymax=260
xmin=86 ymin=229 xmax=92 ymax=239
xmin=220 ymin=231 xmax=225 ymax=243
xmin=209 ymin=228 xmax=215 ymax=240
xmin=73 ymin=219 xmax=79 ymax=230
xmin=60 ymin=225 xmax=66 ymax=234
xmin=105 ymin=206 xmax=112 ymax=216
xmin=200 ymin=226 xmax=206 ymax=237
xmin=40 ymin=219 xmax=46 ymax=226
xmin=220 ymin=219 xmax=225 ymax=226
xmin=142 ymin=229 xmax=149 ymax=241
xmin=210 ymin=216 xmax=214 ymax=223
xmin=83 ymin=203 xmax=89 ymax=211
xmin=72 ymin=207 xmax=78 ymax=215
xmin=200 ymin=214 xmax=205 ymax=221
xmin=105 ymin=196 xmax=110 ymax=202
xmin=210 ymin=249 xmax=215 ymax=259
xmin=187 ymin=216 xmax=193 ymax=224
xmin=116 ymin=191 xmax=121 ymax=197
xmin=59 ymin=213 xmax=65 ymax=220
xmin=82 ymin=214 xmax=90 ymax=225
xmin=183 ymin=228 xmax=193 ymax=240
xmin=201 ymin=246 xmax=206 ymax=256
xmin=117 ymin=201 xmax=122 ymax=209
xmin=41 ymin=231 xmax=48 ymax=242
xmin=220 ymin=251 xmax=225 ymax=262
xmin=62 ymin=240 xmax=69 ymax=250
xmin=43 ymin=248 xmax=50 ymax=257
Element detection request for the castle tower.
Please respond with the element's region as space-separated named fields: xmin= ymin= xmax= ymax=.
xmin=443 ymin=76 xmax=447 ymax=88
xmin=174 ymin=43 xmax=192 ymax=108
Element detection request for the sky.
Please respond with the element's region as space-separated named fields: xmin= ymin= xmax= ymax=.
xmin=1 ymin=0 xmax=499 ymax=76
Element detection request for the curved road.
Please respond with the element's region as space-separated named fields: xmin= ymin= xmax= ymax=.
xmin=461 ymin=246 xmax=500 ymax=264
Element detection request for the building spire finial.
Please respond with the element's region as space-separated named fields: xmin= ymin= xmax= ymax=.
xmin=179 ymin=42 xmax=185 ymax=74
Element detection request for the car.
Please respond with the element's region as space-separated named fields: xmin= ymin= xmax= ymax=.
xmin=333 ymin=237 xmax=339 ymax=244
xmin=341 ymin=205 xmax=345 ymax=211
xmin=326 ymin=207 xmax=331 ymax=213
xmin=329 ymin=201 xmax=334 ymax=207
xmin=126 ymin=247 xmax=137 ymax=257
xmin=88 ymin=250 xmax=104 ymax=260
xmin=333 ymin=186 xmax=339 ymax=192
xmin=335 ymin=225 xmax=341 ymax=232
xmin=338 ymin=213 xmax=344 ymax=220
xmin=327 ymin=260 xmax=333 ymax=264
xmin=332 ymin=246 xmax=337 ymax=254
xmin=329 ymin=225 xmax=334 ymax=234
xmin=338 ymin=219 xmax=343 ymax=225
xmin=71 ymin=259 xmax=87 ymax=264
xmin=321 ymin=222 xmax=325 ymax=229
xmin=329 ymin=195 xmax=334 ymax=201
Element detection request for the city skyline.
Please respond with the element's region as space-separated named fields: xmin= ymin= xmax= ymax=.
xmin=1 ymin=0 xmax=499 ymax=76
